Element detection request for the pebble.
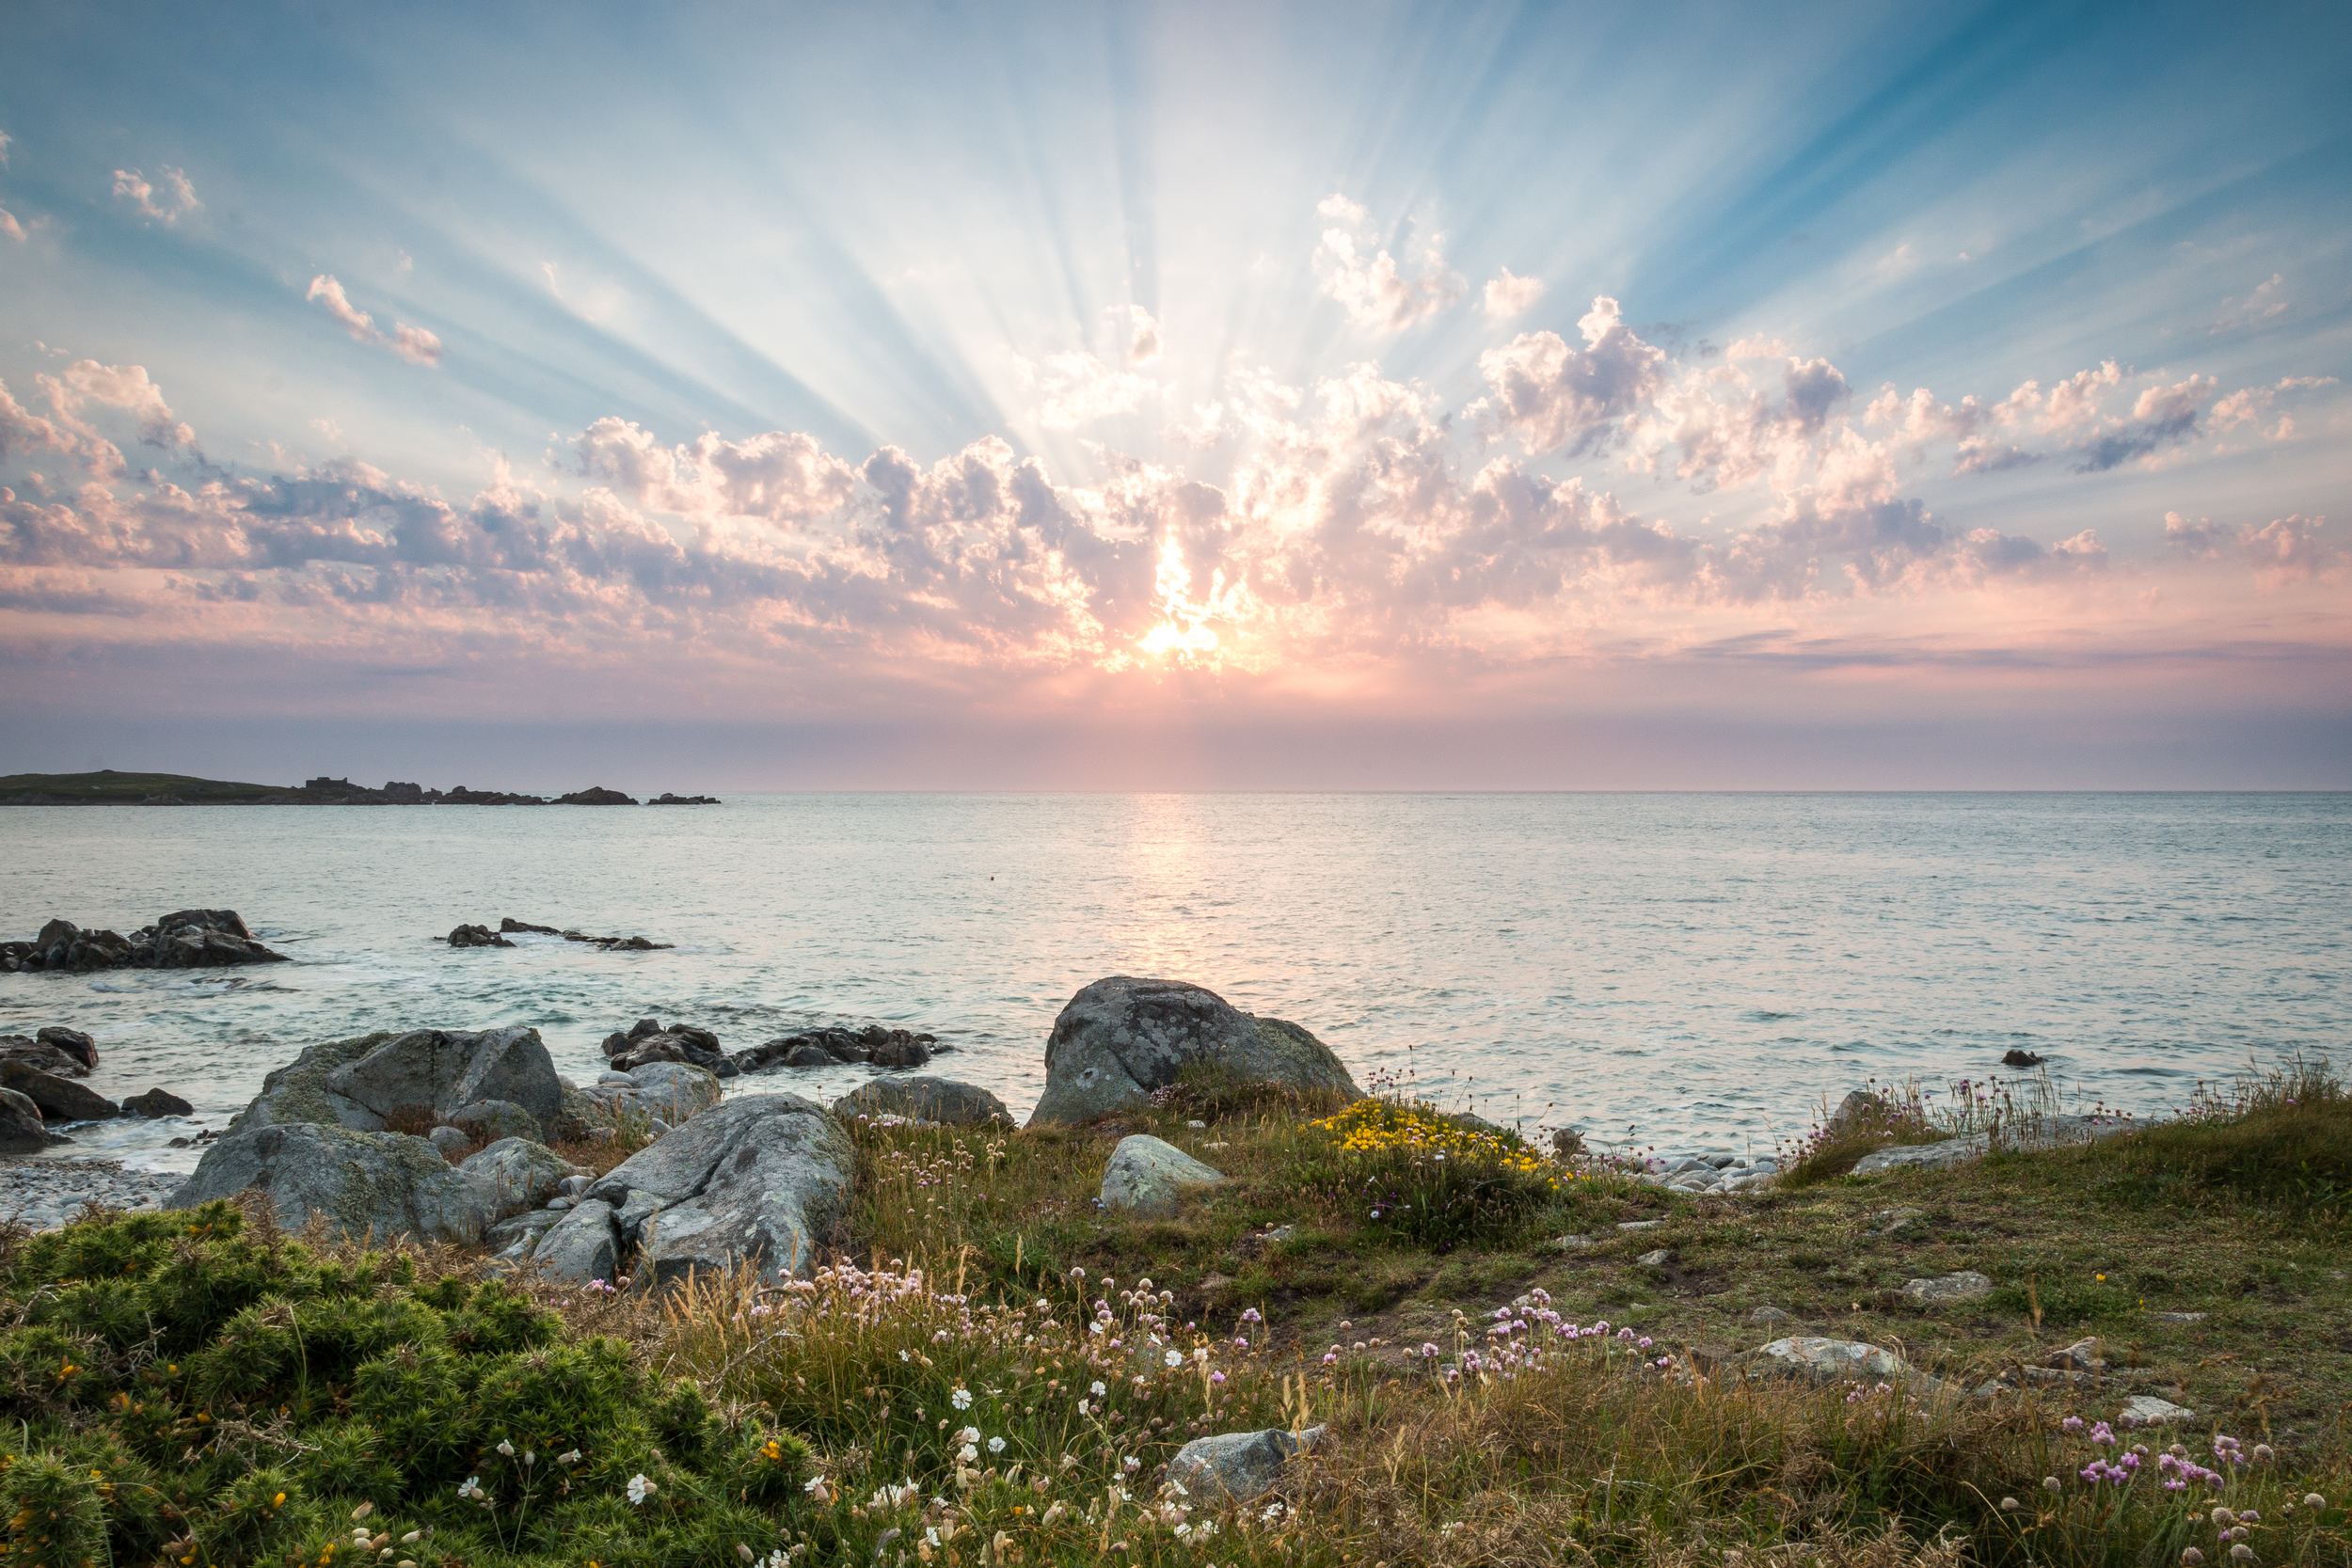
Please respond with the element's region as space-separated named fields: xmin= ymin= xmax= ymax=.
xmin=1637 ymin=1248 xmax=1673 ymax=1268
xmin=1617 ymin=1218 xmax=1664 ymax=1231
xmin=2150 ymin=1310 xmax=2207 ymax=1324
xmin=0 ymin=1159 xmax=180 ymax=1229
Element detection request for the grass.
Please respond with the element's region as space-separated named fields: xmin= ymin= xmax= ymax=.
xmin=0 ymin=768 xmax=287 ymax=803
xmin=5 ymin=1061 xmax=2351 ymax=1566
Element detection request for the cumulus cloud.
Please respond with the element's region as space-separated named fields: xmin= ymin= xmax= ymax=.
xmin=307 ymin=276 xmax=442 ymax=369
xmin=111 ymin=166 xmax=199 ymax=225
xmin=1479 ymin=298 xmax=1667 ymax=457
xmin=1123 ymin=305 xmax=1161 ymax=365
xmin=1482 ymin=267 xmax=1545 ymax=319
xmin=1312 ymin=196 xmax=1465 ymax=331
xmin=0 ymin=128 xmax=11 ymax=167
xmin=2212 ymin=274 xmax=2288 ymax=334
xmin=0 ymin=209 xmax=23 ymax=244
xmin=2168 ymin=510 xmax=2341 ymax=589
xmin=572 ymin=419 xmax=857 ymax=522
xmin=2070 ymin=374 xmax=2211 ymax=471
xmin=1017 ymin=351 xmax=1152 ymax=429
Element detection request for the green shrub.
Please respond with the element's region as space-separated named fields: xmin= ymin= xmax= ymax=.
xmin=1287 ymin=1097 xmax=1570 ymax=1249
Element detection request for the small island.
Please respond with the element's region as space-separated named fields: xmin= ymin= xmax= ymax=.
xmin=0 ymin=769 xmax=721 ymax=806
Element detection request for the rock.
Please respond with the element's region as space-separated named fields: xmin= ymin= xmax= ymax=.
xmin=2119 ymin=1395 xmax=2195 ymax=1426
xmin=0 ymin=1061 xmax=118 ymax=1121
xmin=0 ymin=1087 xmax=53 ymax=1153
xmin=610 ymin=1023 xmax=736 ymax=1076
xmin=2002 ymin=1049 xmax=2045 ymax=1067
xmin=532 ymin=1198 xmax=622 ymax=1283
xmin=321 ymin=1026 xmax=564 ymax=1131
xmin=119 ymin=1087 xmax=194 ymax=1118
xmin=556 ymin=786 xmax=638 ymax=805
xmin=868 ymin=1036 xmax=931 ymax=1070
xmin=447 ymin=924 xmax=515 ymax=948
xmin=458 ymin=1137 xmax=572 ymax=1214
xmin=733 ymin=1025 xmax=938 ymax=1075
xmin=1749 ymin=1306 xmax=1793 ymax=1323
xmin=2150 ymin=1310 xmax=2207 ymax=1324
xmin=7 ymin=909 xmax=288 ymax=973
xmin=783 ymin=1044 xmax=833 ymax=1068
xmin=485 ymin=1208 xmax=563 ymax=1257
xmin=235 ymin=1030 xmax=404 ymax=1131
xmin=1824 ymin=1089 xmax=1888 ymax=1136
xmin=1850 ymin=1115 xmax=2139 ymax=1177
xmin=1750 ymin=1336 xmax=1918 ymax=1385
xmin=446 ymin=1099 xmax=546 ymax=1145
xmin=629 ymin=1018 xmax=662 ymax=1040
xmin=1901 ymin=1270 xmax=1994 ymax=1306
xmin=1551 ymin=1127 xmax=1584 ymax=1159
xmin=427 ymin=1126 xmax=471 ymax=1157
xmin=585 ymin=1093 xmax=855 ymax=1285
xmin=830 ymin=1075 xmax=1011 ymax=1126
xmin=1637 ymin=1248 xmax=1673 ymax=1268
xmin=1554 ymin=1234 xmax=1595 ymax=1251
xmin=559 ymin=1174 xmax=591 ymax=1198
xmin=567 ymin=1061 xmax=724 ymax=1133
xmin=0 ymin=1040 xmax=93 ymax=1079
xmin=1099 ymin=1133 xmax=1226 ymax=1218
xmin=35 ymin=1027 xmax=98 ymax=1072
xmin=647 ymin=793 xmax=721 ymax=805
xmin=1025 ymin=976 xmax=1359 ymax=1127
xmin=167 ymin=1122 xmax=502 ymax=1242
xmin=1617 ymin=1219 xmax=1663 ymax=1231
xmin=1164 ymin=1426 xmax=1324 ymax=1504
xmin=2045 ymin=1337 xmax=2105 ymax=1371
xmin=501 ymin=918 xmax=562 ymax=935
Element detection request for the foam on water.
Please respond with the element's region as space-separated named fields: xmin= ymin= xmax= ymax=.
xmin=1 ymin=791 xmax=2345 ymax=1176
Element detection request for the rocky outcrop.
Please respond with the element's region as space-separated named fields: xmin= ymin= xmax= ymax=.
xmin=1850 ymin=1115 xmax=2138 ymax=1176
xmin=0 ymin=1028 xmax=98 ymax=1079
xmin=35 ymin=1028 xmax=97 ymax=1073
xmin=167 ymin=1122 xmax=516 ymax=1242
xmin=581 ymin=1094 xmax=855 ymax=1286
xmin=733 ymin=1023 xmax=936 ymax=1074
xmin=0 ymin=1088 xmax=56 ymax=1154
xmin=557 ymin=786 xmax=637 ymax=805
xmin=531 ymin=1198 xmax=622 ymax=1282
xmin=458 ymin=1136 xmax=572 ymax=1212
xmin=603 ymin=1019 xmax=737 ymax=1076
xmin=564 ymin=1061 xmax=724 ymax=1135
xmin=481 ymin=919 xmax=675 ymax=952
xmin=0 ymin=1061 xmax=118 ymax=1122
xmin=830 ymin=1076 xmax=1011 ymax=1126
xmin=445 ymin=1099 xmax=545 ymax=1144
xmin=1165 ymin=1426 xmax=1324 ymax=1504
xmin=1100 ymin=1134 xmax=1226 ymax=1218
xmin=446 ymin=924 xmax=515 ymax=948
xmin=232 ymin=1027 xmax=563 ymax=1135
xmin=1025 ymin=977 xmax=1359 ymax=1127
xmin=2 ymin=910 xmax=287 ymax=974
xmin=120 ymin=1087 xmax=194 ymax=1118
xmin=648 ymin=793 xmax=721 ymax=805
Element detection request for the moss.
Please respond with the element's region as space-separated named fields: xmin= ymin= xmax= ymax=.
xmin=236 ymin=1031 xmax=396 ymax=1132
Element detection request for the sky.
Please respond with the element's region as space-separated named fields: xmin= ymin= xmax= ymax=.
xmin=1 ymin=0 xmax=2348 ymax=790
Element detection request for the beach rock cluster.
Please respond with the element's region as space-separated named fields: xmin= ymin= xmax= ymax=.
xmin=603 ymin=1018 xmax=739 ymax=1077
xmin=0 ymin=1026 xmax=190 ymax=1134
xmin=649 ymin=793 xmax=721 ymax=805
xmin=2 ymin=909 xmax=287 ymax=973
xmin=0 ymin=1025 xmax=100 ymax=1076
xmin=437 ymin=917 xmax=674 ymax=952
xmin=1025 ymin=976 xmax=1358 ymax=1127
xmin=734 ymin=1023 xmax=937 ymax=1073
xmin=1627 ymin=1150 xmax=1782 ymax=1195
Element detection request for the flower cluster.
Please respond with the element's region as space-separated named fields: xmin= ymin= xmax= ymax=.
xmin=1308 ymin=1099 xmax=1564 ymax=1184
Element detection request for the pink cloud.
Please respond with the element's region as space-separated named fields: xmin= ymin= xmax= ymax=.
xmin=1312 ymin=197 xmax=1465 ymax=331
xmin=307 ymin=275 xmax=442 ymax=369
xmin=1479 ymin=297 xmax=1667 ymax=457
xmin=111 ymin=166 xmax=199 ymax=225
xmin=1482 ymin=267 xmax=1545 ymax=320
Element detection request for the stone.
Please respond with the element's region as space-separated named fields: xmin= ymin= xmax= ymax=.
xmin=485 ymin=1208 xmax=563 ymax=1257
xmin=428 ymin=1126 xmax=471 ymax=1157
xmin=446 ymin=1099 xmax=546 ymax=1145
xmin=2119 ymin=1395 xmax=2195 ymax=1426
xmin=784 ymin=1044 xmax=833 ymax=1068
xmin=2003 ymin=1049 xmax=2045 ymax=1067
xmin=447 ymin=924 xmax=515 ymax=948
xmin=867 ymin=1036 xmax=932 ymax=1070
xmin=532 ymin=1198 xmax=622 ymax=1283
xmin=1164 ymin=1426 xmax=1324 ymax=1505
xmin=1100 ymin=1134 xmax=1227 ymax=1218
xmin=2150 ymin=1310 xmax=2207 ymax=1324
xmin=610 ymin=1024 xmax=737 ymax=1076
xmin=1749 ymin=1306 xmax=1793 ymax=1323
xmin=457 ymin=1137 xmax=573 ymax=1214
xmin=556 ymin=786 xmax=638 ymax=805
xmin=1901 ymin=1270 xmax=1994 ymax=1305
xmin=830 ymin=1075 xmax=1012 ymax=1126
xmin=2045 ymin=1337 xmax=2105 ymax=1371
xmin=1750 ymin=1336 xmax=1916 ymax=1385
xmin=1637 ymin=1248 xmax=1673 ymax=1268
xmin=320 ymin=1027 xmax=564 ymax=1131
xmin=0 ymin=1087 xmax=52 ymax=1153
xmin=167 ymin=1122 xmax=503 ymax=1242
xmin=585 ymin=1093 xmax=856 ymax=1285
xmin=0 ymin=1039 xmax=91 ymax=1079
xmin=1027 ymin=977 xmax=1359 ymax=1127
xmin=36 ymin=1027 xmax=99 ymax=1073
xmin=567 ymin=1061 xmax=724 ymax=1133
xmin=1554 ymin=1234 xmax=1595 ymax=1251
xmin=1617 ymin=1218 xmax=1663 ymax=1231
xmin=732 ymin=1025 xmax=938 ymax=1074
xmin=119 ymin=1087 xmax=194 ymax=1118
xmin=1824 ymin=1089 xmax=1888 ymax=1136
xmin=1850 ymin=1115 xmax=2139 ymax=1177
xmin=560 ymin=1174 xmax=591 ymax=1198
xmin=547 ymin=1196 xmax=574 ymax=1212
xmin=0 ymin=1061 xmax=118 ymax=1121
xmin=6 ymin=910 xmax=285 ymax=974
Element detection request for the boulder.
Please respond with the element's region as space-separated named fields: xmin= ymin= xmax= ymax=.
xmin=2002 ymin=1049 xmax=2045 ymax=1067
xmin=2119 ymin=1395 xmax=2194 ymax=1426
xmin=1823 ymin=1089 xmax=1887 ymax=1137
xmin=532 ymin=1198 xmax=622 ymax=1283
xmin=0 ymin=1061 xmax=118 ymax=1122
xmin=119 ymin=1087 xmax=194 ymax=1118
xmin=831 ymin=1075 xmax=1011 ymax=1127
xmin=566 ymin=1061 xmax=723 ymax=1134
xmin=732 ymin=1024 xmax=939 ymax=1074
xmin=1164 ymin=1426 xmax=1324 ymax=1505
xmin=322 ymin=1026 xmax=564 ymax=1130
xmin=36 ymin=1027 xmax=99 ymax=1073
xmin=1099 ymin=1133 xmax=1226 ymax=1218
xmin=584 ymin=1094 xmax=855 ymax=1286
xmin=234 ymin=1031 xmax=404 ymax=1132
xmin=1902 ymin=1270 xmax=1994 ymax=1305
xmin=1749 ymin=1336 xmax=1923 ymax=1386
xmin=868 ymin=1036 xmax=931 ymax=1070
xmin=485 ymin=1208 xmax=563 ymax=1257
xmin=446 ymin=1098 xmax=545 ymax=1145
xmin=609 ymin=1023 xmax=737 ymax=1077
xmin=556 ymin=786 xmax=637 ymax=805
xmin=447 ymin=924 xmax=515 ymax=948
xmin=0 ymin=1087 xmax=53 ymax=1154
xmin=167 ymin=1122 xmax=504 ymax=1242
xmin=427 ymin=1126 xmax=471 ymax=1158
xmin=783 ymin=1044 xmax=833 ymax=1068
xmin=458 ymin=1137 xmax=572 ymax=1213
xmin=0 ymin=1039 xmax=96 ymax=1079
xmin=1026 ymin=977 xmax=1359 ymax=1128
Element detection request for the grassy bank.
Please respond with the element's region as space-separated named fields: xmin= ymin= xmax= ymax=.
xmin=3 ymin=1059 xmax=2346 ymax=1565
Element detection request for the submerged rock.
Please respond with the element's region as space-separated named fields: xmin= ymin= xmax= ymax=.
xmin=446 ymin=924 xmax=515 ymax=948
xmin=1164 ymin=1426 xmax=1324 ymax=1504
xmin=734 ymin=1023 xmax=936 ymax=1075
xmin=1026 ymin=976 xmax=1359 ymax=1128
xmin=1099 ymin=1133 xmax=1226 ymax=1218
xmin=831 ymin=1075 xmax=1011 ymax=1127
xmin=119 ymin=1087 xmax=194 ymax=1118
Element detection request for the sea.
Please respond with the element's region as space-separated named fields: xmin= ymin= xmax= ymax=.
xmin=2 ymin=792 xmax=2345 ymax=1178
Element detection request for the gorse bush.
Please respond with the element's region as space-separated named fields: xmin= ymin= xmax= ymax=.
xmin=1290 ymin=1098 xmax=1570 ymax=1249
xmin=0 ymin=1203 xmax=809 ymax=1568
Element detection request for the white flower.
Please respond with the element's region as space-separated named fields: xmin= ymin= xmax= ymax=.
xmin=1090 ymin=1381 xmax=1107 ymax=1397
xmin=456 ymin=1476 xmax=486 ymax=1501
xmin=1165 ymin=1351 xmax=1184 ymax=1368
xmin=496 ymin=1439 xmax=516 ymax=1457
xmin=627 ymin=1473 xmax=656 ymax=1506
xmin=926 ymin=1528 xmax=942 ymax=1548
xmin=1263 ymin=1501 xmax=1286 ymax=1522
xmin=1090 ymin=1322 xmax=1106 ymax=1335
xmin=1122 ymin=1455 xmax=1141 ymax=1473
xmin=1078 ymin=1400 xmax=1091 ymax=1416
xmin=556 ymin=1450 xmax=580 ymax=1465
xmin=957 ymin=1426 xmax=980 ymax=1445
xmin=987 ymin=1436 xmax=1006 ymax=1454
xmin=958 ymin=1444 xmax=978 ymax=1464
xmin=950 ymin=1386 xmax=973 ymax=1410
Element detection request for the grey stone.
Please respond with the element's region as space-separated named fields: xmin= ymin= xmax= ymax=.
xmin=1554 ymin=1234 xmax=1596 ymax=1251
xmin=559 ymin=1173 xmax=591 ymax=1198
xmin=36 ymin=1027 xmax=99 ymax=1072
xmin=1749 ymin=1306 xmax=1793 ymax=1323
xmin=547 ymin=1196 xmax=574 ymax=1211
xmin=1099 ymin=1133 xmax=1226 ymax=1218
xmin=446 ymin=1098 xmax=546 ymax=1145
xmin=831 ymin=1075 xmax=1012 ymax=1126
xmin=166 ymin=1122 xmax=501 ymax=1242
xmin=119 ymin=1087 xmax=194 ymax=1118
xmin=586 ymin=1093 xmax=855 ymax=1284
xmin=0 ymin=1041 xmax=92 ymax=1080
xmin=0 ymin=1087 xmax=52 ymax=1153
xmin=485 ymin=1208 xmax=563 ymax=1256
xmin=1164 ymin=1425 xmax=1324 ymax=1504
xmin=458 ymin=1137 xmax=573 ymax=1217
xmin=324 ymin=1026 xmax=564 ymax=1128
xmin=2150 ymin=1310 xmax=2207 ymax=1324
xmin=0 ymin=1061 xmax=118 ymax=1122
xmin=1823 ymin=1089 xmax=1887 ymax=1136
xmin=232 ymin=1031 xmax=402 ymax=1132
xmin=1617 ymin=1219 xmax=1664 ymax=1231
xmin=1902 ymin=1270 xmax=1994 ymax=1305
xmin=614 ymin=1187 xmax=666 ymax=1244
xmin=2045 ymin=1337 xmax=2105 ymax=1371
xmin=1850 ymin=1115 xmax=2139 ymax=1177
xmin=1749 ymin=1336 xmax=1919 ymax=1386
xmin=427 ymin=1126 xmax=471 ymax=1157
xmin=2119 ymin=1395 xmax=2195 ymax=1426
xmin=532 ymin=1198 xmax=622 ymax=1283
xmin=1637 ymin=1248 xmax=1673 ymax=1268
xmin=569 ymin=1062 xmax=723 ymax=1133
xmin=784 ymin=1044 xmax=833 ymax=1068
xmin=1025 ymin=976 xmax=1359 ymax=1128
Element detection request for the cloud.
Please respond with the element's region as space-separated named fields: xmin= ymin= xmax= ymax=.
xmin=1478 ymin=297 xmax=1667 ymax=456
xmin=0 ymin=128 xmax=11 ymax=167
xmin=2070 ymin=374 xmax=2211 ymax=471
xmin=0 ymin=361 xmax=194 ymax=477
xmin=1016 ymin=351 xmax=1152 ymax=429
xmin=0 ymin=208 xmax=22 ymax=245
xmin=2212 ymin=274 xmax=2288 ymax=334
xmin=572 ymin=419 xmax=857 ymax=522
xmin=111 ymin=166 xmax=199 ymax=225
xmin=306 ymin=275 xmax=442 ymax=369
xmin=1123 ymin=305 xmax=1161 ymax=365
xmin=2169 ymin=510 xmax=2340 ymax=589
xmin=1311 ymin=197 xmax=1465 ymax=331
xmin=1482 ymin=267 xmax=1546 ymax=319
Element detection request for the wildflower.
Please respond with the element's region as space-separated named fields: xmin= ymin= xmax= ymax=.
xmin=628 ymin=1474 xmax=656 ymax=1506
xmin=988 ymin=1437 xmax=1006 ymax=1455
xmin=2043 ymin=1478 xmax=2061 ymax=1492
xmin=557 ymin=1450 xmax=581 ymax=1465
xmin=1233 ymin=1337 xmax=1249 ymax=1349
xmin=1241 ymin=1307 xmax=1262 ymax=1323
xmin=457 ymin=1477 xmax=486 ymax=1502
xmin=958 ymin=1445 xmax=978 ymax=1464
xmin=1122 ymin=1456 xmax=1141 ymax=1473
xmin=2063 ymin=1416 xmax=2086 ymax=1433
xmin=2214 ymin=1509 xmax=2236 ymax=1527
xmin=956 ymin=1427 xmax=979 ymax=1444
xmin=1091 ymin=1381 xmax=1107 ymax=1397
xmin=951 ymin=1387 xmax=973 ymax=1410
xmin=2230 ymin=1548 xmax=2252 ymax=1562
xmin=2252 ymin=1444 xmax=2274 ymax=1463
xmin=2182 ymin=1550 xmax=2205 ymax=1565
xmin=2000 ymin=1498 xmax=2020 ymax=1513
xmin=496 ymin=1439 xmax=516 ymax=1457
xmin=2306 ymin=1495 xmax=2328 ymax=1510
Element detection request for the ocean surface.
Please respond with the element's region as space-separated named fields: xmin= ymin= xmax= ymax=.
xmin=1 ymin=792 xmax=2345 ymax=1179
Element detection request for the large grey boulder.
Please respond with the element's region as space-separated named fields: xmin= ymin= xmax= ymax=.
xmin=585 ymin=1093 xmax=854 ymax=1286
xmin=447 ymin=1099 xmax=545 ymax=1145
xmin=831 ymin=1075 xmax=1011 ymax=1126
xmin=458 ymin=1137 xmax=572 ymax=1212
xmin=167 ymin=1122 xmax=504 ymax=1242
xmin=324 ymin=1027 xmax=563 ymax=1128
xmin=1165 ymin=1426 xmax=1324 ymax=1504
xmin=532 ymin=1199 xmax=622 ymax=1283
xmin=0 ymin=1087 xmax=53 ymax=1153
xmin=1025 ymin=977 xmax=1359 ymax=1128
xmin=0 ymin=1061 xmax=118 ymax=1122
xmin=565 ymin=1062 xmax=723 ymax=1134
xmin=1100 ymin=1134 xmax=1226 ymax=1218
